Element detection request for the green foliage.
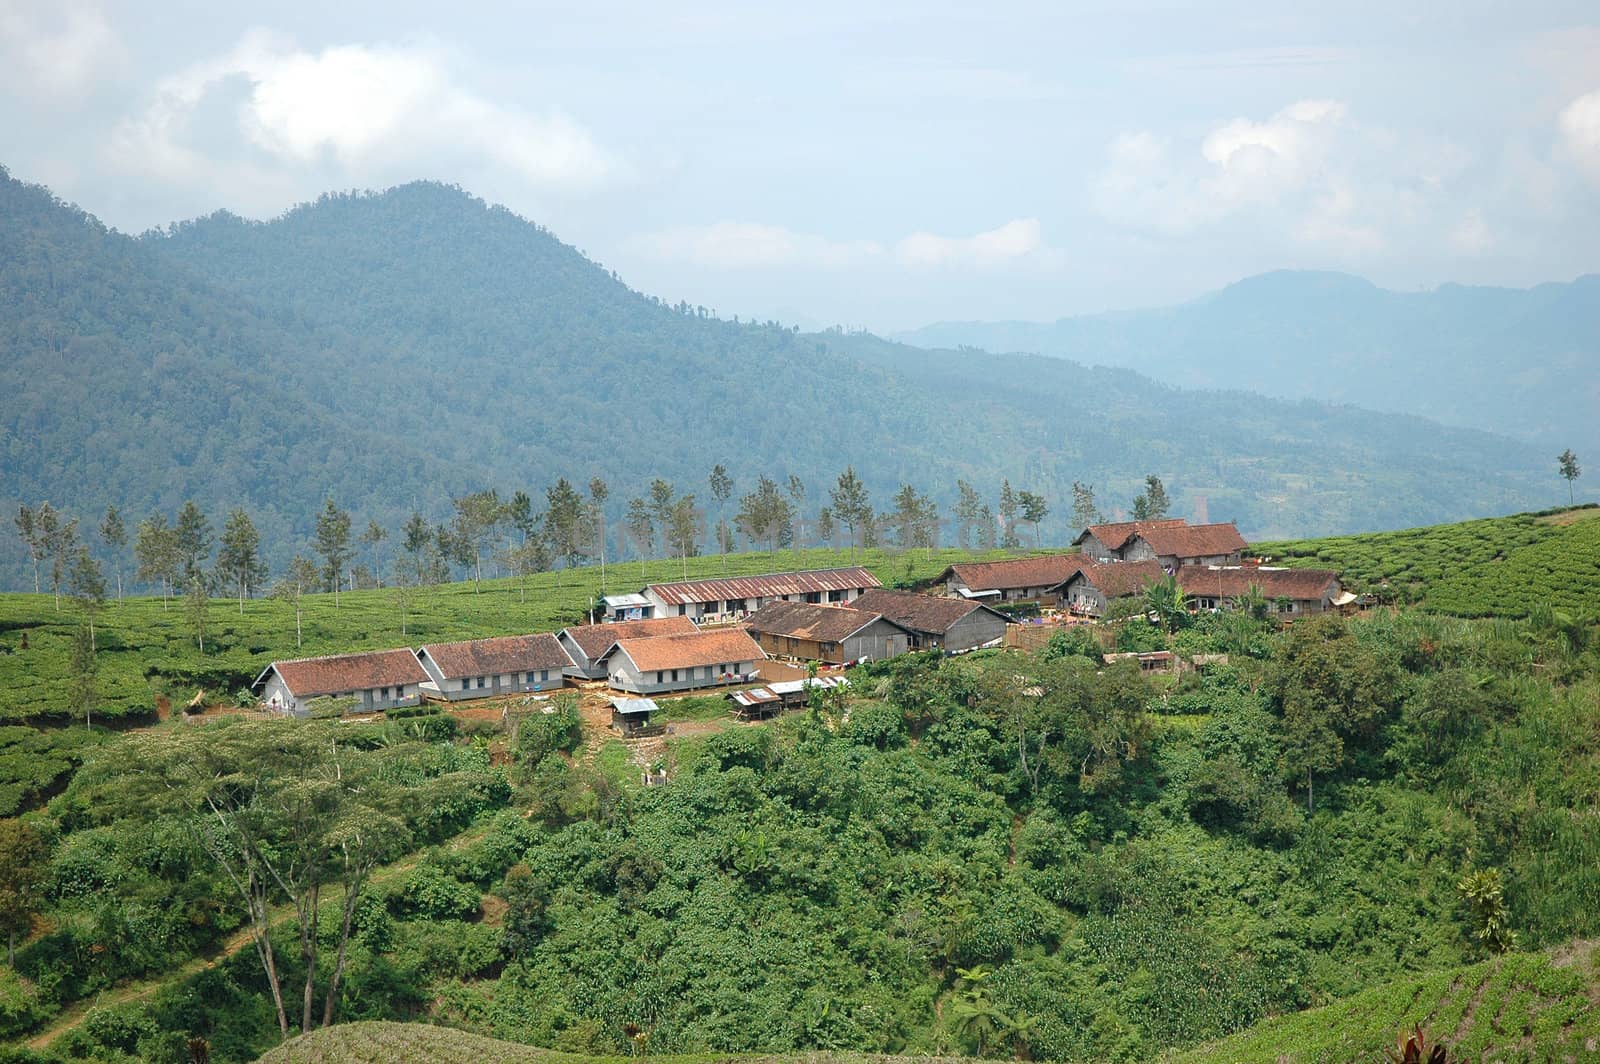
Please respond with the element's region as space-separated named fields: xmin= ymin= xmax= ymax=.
xmin=1259 ymin=505 xmax=1600 ymax=617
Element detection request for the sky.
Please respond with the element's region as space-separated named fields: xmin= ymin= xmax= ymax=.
xmin=2 ymin=1 xmax=1598 ymax=332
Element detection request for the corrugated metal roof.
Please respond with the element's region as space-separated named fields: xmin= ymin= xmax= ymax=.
xmin=609 ymin=697 xmax=659 ymax=715
xmin=644 ymin=567 xmax=881 ymax=606
xmin=561 ymin=616 xmax=698 ymax=660
xmin=613 ymin=628 xmax=768 ymax=672
xmin=418 ymin=633 xmax=573 ymax=679
xmin=744 ymin=600 xmax=896 ymax=643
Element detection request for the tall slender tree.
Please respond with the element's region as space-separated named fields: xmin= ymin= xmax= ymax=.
xmin=588 ymin=478 xmax=610 ymax=592
xmin=450 ymin=491 xmax=504 ymax=591
xmin=272 ymin=556 xmax=319 ymax=650
xmin=67 ymin=547 xmax=106 ymax=650
xmin=709 ymin=465 xmax=733 ymax=571
xmin=1131 ymin=475 xmax=1170 ymax=521
xmin=625 ymin=497 xmax=655 ymax=560
xmin=218 ymin=509 xmax=268 ymax=612
xmin=1070 ymin=481 xmax=1100 ymax=534
xmin=1018 ymin=491 xmax=1049 ymax=548
xmin=954 ymin=480 xmax=983 ymax=549
xmin=186 ymin=574 xmax=211 ymax=651
xmin=545 ymin=478 xmax=593 ymax=569
xmin=134 ymin=513 xmax=181 ymax=609
xmin=314 ymin=499 xmax=353 ymax=603
xmin=175 ymin=500 xmax=213 ymax=582
xmin=99 ymin=506 xmax=127 ymax=602
xmin=358 ymin=521 xmax=387 ymax=588
xmin=69 ymin=622 xmax=97 ymax=730
xmin=737 ymin=476 xmax=793 ymax=555
xmin=999 ymin=480 xmax=1020 ymax=549
xmin=648 ymin=479 xmax=676 ymax=557
xmin=1558 ymin=449 xmax=1581 ymax=506
xmin=0 ymin=819 xmax=47 ymax=964
xmin=829 ymin=467 xmax=871 ymax=557
xmin=668 ymin=494 xmax=701 ymax=577
xmin=14 ymin=504 xmax=42 ymax=593
xmin=787 ymin=475 xmax=807 ymax=556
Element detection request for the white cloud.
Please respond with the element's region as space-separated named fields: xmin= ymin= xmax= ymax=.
xmin=893 ymin=218 xmax=1047 ymax=267
xmin=1558 ymin=89 xmax=1600 ymax=184
xmin=1091 ymin=99 xmax=1476 ymax=257
xmin=632 ymin=218 xmax=1058 ymax=271
xmin=107 ymin=30 xmax=609 ymax=210
xmin=0 ymin=0 xmax=124 ymax=102
xmin=632 ymin=222 xmax=883 ymax=268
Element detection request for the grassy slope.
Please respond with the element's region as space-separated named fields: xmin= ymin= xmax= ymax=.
xmin=1255 ymin=503 xmax=1600 ymax=617
xmin=1166 ymin=944 xmax=1600 ymax=1063
xmin=0 ymin=546 xmax=1006 ymax=724
xmin=255 ymin=1023 xmax=969 ymax=1064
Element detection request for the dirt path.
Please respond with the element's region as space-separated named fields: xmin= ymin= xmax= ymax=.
xmin=24 ymin=824 xmax=494 ymax=1051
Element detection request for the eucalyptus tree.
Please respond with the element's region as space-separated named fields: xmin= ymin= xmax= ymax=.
xmin=98 ymin=505 xmax=127 ymax=601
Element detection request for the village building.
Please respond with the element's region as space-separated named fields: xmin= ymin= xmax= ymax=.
xmin=743 ymin=600 xmax=912 ymax=664
xmin=600 ymin=628 xmax=767 ymax=695
xmin=848 ymin=587 xmax=1012 ymax=652
xmin=605 ymin=567 xmax=883 ymax=623
xmin=936 ymin=554 xmax=1091 ymax=604
xmin=415 ymin=633 xmax=573 ymax=700
xmin=255 ymin=649 xmax=429 ymax=716
xmin=1058 ymin=559 xmax=1169 ymax=617
xmin=1073 ymin=519 xmax=1187 ymax=562
xmin=557 ymin=616 xmax=699 ymax=680
xmin=1175 ymin=566 xmax=1345 ymax=614
xmin=728 ymin=676 xmax=849 ymax=719
xmin=610 ymin=697 xmax=662 ymax=736
xmin=1121 ymin=522 xmax=1249 ymax=568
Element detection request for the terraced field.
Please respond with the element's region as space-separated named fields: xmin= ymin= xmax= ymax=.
xmin=1167 ymin=944 xmax=1600 ymax=1063
xmin=255 ymin=1024 xmax=970 ymax=1064
xmin=1258 ymin=504 xmax=1600 ymax=617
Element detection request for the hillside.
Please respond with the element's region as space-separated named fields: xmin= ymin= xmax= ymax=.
xmin=895 ymin=269 xmax=1600 ymax=459
xmin=255 ymin=1024 xmax=965 ymax=1064
xmin=0 ymin=166 xmax=1558 ymax=589
xmin=1167 ymin=944 xmax=1600 ymax=1063
xmin=1258 ymin=504 xmax=1600 ymax=616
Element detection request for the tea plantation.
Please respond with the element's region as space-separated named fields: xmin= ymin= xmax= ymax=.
xmin=1257 ymin=504 xmax=1600 ymax=617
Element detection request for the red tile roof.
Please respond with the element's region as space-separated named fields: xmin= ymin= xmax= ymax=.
xmin=744 ymin=600 xmax=896 ymax=643
xmin=612 ymin=629 xmax=768 ymax=673
xmin=849 ymin=588 xmax=1006 ymax=634
xmin=1067 ymin=559 xmax=1168 ymax=598
xmin=1175 ymin=566 xmax=1340 ymax=601
xmin=418 ymin=633 xmax=573 ymax=679
xmin=645 ymin=567 xmax=881 ymax=606
xmin=560 ymin=616 xmax=698 ymax=660
xmin=262 ymin=649 xmax=428 ymax=697
xmin=1075 ymin=519 xmax=1187 ymax=551
xmin=942 ymin=554 xmax=1090 ymax=593
xmin=1131 ymin=522 xmax=1248 ymax=559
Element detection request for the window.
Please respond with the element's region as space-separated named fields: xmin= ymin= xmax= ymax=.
xmin=461 ymin=679 xmax=471 ymax=691
xmin=828 ymin=590 xmax=845 ymax=602
xmin=726 ymin=599 xmax=741 ymax=612
xmin=539 ymin=670 xmax=548 ymax=682
xmin=703 ymin=601 xmax=718 ymax=614
xmin=477 ymin=676 xmax=487 ymax=689
xmin=657 ymin=671 xmax=665 ymax=684
xmin=670 ymin=669 xmax=679 ymax=682
xmin=804 ymin=592 xmax=821 ymax=603
xmin=678 ymin=604 xmax=687 ymax=616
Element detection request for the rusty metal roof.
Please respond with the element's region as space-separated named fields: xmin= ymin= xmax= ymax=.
xmin=1131 ymin=522 xmax=1248 ymax=559
xmin=644 ymin=567 xmax=881 ymax=606
xmin=743 ymin=600 xmax=900 ymax=643
xmin=611 ymin=628 xmax=768 ymax=672
xmin=560 ymin=616 xmax=698 ymax=660
xmin=257 ymin=649 xmax=429 ymax=697
xmin=418 ymin=633 xmax=573 ymax=679
xmin=941 ymin=554 xmax=1090 ymax=593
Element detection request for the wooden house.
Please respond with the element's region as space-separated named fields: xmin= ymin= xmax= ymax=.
xmin=255 ymin=649 xmax=429 ymax=716
xmin=848 ymin=588 xmax=1011 ymax=652
xmin=557 ymin=616 xmax=699 ymax=680
xmin=936 ymin=555 xmax=1091 ymax=604
xmin=1058 ymin=560 xmax=1168 ymax=617
xmin=743 ymin=600 xmax=911 ymax=664
xmin=1175 ymin=566 xmax=1343 ymax=614
xmin=600 ymin=628 xmax=767 ymax=695
xmin=1073 ymin=519 xmax=1187 ymax=562
xmin=606 ymin=567 xmax=883 ymax=623
xmin=1122 ymin=523 xmax=1248 ymax=568
xmin=415 ymin=633 xmax=573 ymax=700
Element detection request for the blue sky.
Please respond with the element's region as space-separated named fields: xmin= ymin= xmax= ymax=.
xmin=2 ymin=1 xmax=1597 ymax=330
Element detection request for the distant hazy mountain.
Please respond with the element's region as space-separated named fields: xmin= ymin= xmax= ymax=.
xmin=0 ymin=168 xmax=1558 ymax=589
xmin=895 ymin=270 xmax=1600 ymax=454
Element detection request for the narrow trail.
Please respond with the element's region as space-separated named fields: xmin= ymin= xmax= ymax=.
xmin=23 ymin=824 xmax=494 ymax=1051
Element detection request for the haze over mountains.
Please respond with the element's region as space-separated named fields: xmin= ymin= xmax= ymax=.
xmin=896 ymin=270 xmax=1600 ymax=456
xmin=0 ymin=167 xmax=1564 ymax=588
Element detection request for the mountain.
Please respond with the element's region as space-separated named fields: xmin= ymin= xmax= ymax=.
xmin=895 ymin=269 xmax=1600 ymax=455
xmin=0 ymin=167 xmax=1557 ymax=588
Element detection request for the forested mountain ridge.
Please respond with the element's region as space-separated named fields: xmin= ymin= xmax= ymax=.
xmin=894 ymin=269 xmax=1600 ymax=455
xmin=0 ymin=166 xmax=1557 ymax=589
